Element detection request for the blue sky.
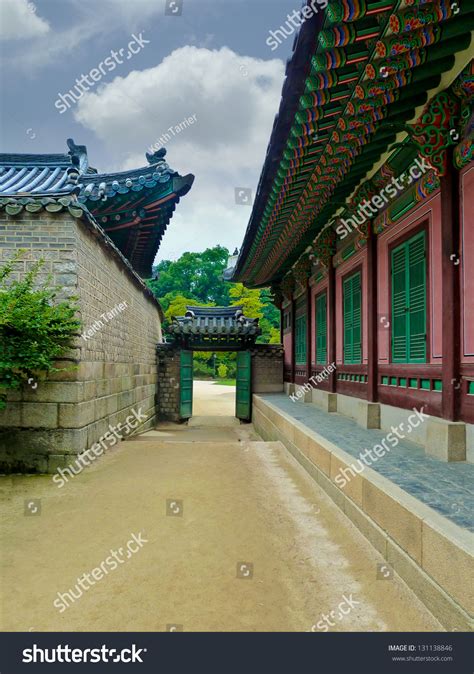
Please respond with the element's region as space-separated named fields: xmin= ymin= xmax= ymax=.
xmin=0 ymin=0 xmax=300 ymax=262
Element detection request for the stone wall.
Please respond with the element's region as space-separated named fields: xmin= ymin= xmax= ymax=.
xmin=156 ymin=344 xmax=181 ymax=422
xmin=251 ymin=345 xmax=284 ymax=393
xmin=0 ymin=203 xmax=162 ymax=473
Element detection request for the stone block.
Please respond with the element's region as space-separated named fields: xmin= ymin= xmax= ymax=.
xmin=121 ymin=376 xmax=133 ymax=391
xmin=87 ymin=418 xmax=110 ymax=448
xmin=48 ymin=454 xmax=79 ymax=472
xmin=21 ymin=402 xmax=58 ymax=428
xmin=95 ymin=379 xmax=110 ymax=398
xmin=311 ymin=390 xmax=337 ymax=413
xmin=59 ymin=400 xmax=95 ymax=428
xmin=425 ymin=417 xmax=466 ymax=461
xmin=293 ymin=425 xmax=310 ymax=454
xmin=0 ymin=448 xmax=49 ymax=473
xmin=421 ymin=516 xmax=474 ymax=615
xmin=330 ymin=454 xmax=364 ymax=506
xmin=118 ymin=390 xmax=135 ymax=411
xmin=273 ymin=412 xmax=295 ymax=443
xmin=83 ymin=380 xmax=96 ymax=400
xmin=48 ymin=361 xmax=80 ymax=382
xmin=343 ymin=498 xmax=388 ymax=558
xmin=306 ymin=434 xmax=331 ymax=476
xmin=316 ymin=470 xmax=347 ymax=511
xmin=94 ymin=396 xmax=108 ymax=420
xmin=387 ymin=539 xmax=473 ymax=632
xmin=105 ymin=394 xmax=119 ymax=415
xmin=362 ymin=477 xmax=422 ymax=563
xmin=110 ymin=377 xmax=122 ymax=394
xmin=81 ymin=362 xmax=104 ymax=381
xmin=356 ymin=401 xmax=380 ymax=429
xmin=104 ymin=363 xmax=118 ymax=379
xmin=0 ymin=402 xmax=22 ymax=426
xmin=22 ymin=382 xmax=84 ymax=403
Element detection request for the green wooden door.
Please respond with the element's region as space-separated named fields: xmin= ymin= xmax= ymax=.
xmin=236 ymin=350 xmax=252 ymax=421
xmin=343 ymin=271 xmax=362 ymax=364
xmin=180 ymin=350 xmax=193 ymax=419
xmin=295 ymin=314 xmax=307 ymax=364
xmin=391 ymin=231 xmax=426 ymax=363
xmin=316 ymin=292 xmax=327 ymax=365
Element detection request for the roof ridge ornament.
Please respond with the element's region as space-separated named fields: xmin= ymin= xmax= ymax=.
xmin=146 ymin=147 xmax=167 ymax=164
xmin=66 ymin=138 xmax=89 ymax=174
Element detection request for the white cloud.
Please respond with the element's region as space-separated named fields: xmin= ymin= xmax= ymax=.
xmin=74 ymin=46 xmax=284 ymax=262
xmin=0 ymin=0 xmax=50 ymax=40
xmin=6 ymin=0 xmax=178 ymax=69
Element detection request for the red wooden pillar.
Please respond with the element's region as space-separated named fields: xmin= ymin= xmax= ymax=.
xmin=306 ymin=279 xmax=312 ymax=383
xmin=291 ymin=296 xmax=296 ymax=383
xmin=367 ymin=221 xmax=378 ymax=402
xmin=441 ymin=149 xmax=461 ymax=420
xmin=327 ymin=260 xmax=337 ymax=393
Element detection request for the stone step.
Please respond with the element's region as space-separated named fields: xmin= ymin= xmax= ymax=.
xmin=187 ymin=415 xmax=241 ymax=427
xmin=133 ymin=422 xmax=260 ymax=443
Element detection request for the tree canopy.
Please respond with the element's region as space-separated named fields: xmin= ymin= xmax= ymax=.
xmin=147 ymin=245 xmax=231 ymax=309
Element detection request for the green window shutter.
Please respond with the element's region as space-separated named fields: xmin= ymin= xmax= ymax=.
xmin=343 ymin=272 xmax=362 ymax=364
xmin=295 ymin=314 xmax=307 ymax=364
xmin=343 ymin=277 xmax=353 ymax=363
xmin=352 ymin=275 xmax=361 ymax=363
xmin=408 ymin=233 xmax=426 ymax=362
xmin=392 ymin=245 xmax=408 ymax=362
xmin=316 ymin=293 xmax=327 ymax=365
xmin=391 ymin=232 xmax=426 ymax=363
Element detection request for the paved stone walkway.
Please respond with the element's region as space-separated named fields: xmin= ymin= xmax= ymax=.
xmin=261 ymin=394 xmax=474 ymax=532
xmin=0 ymin=386 xmax=442 ymax=632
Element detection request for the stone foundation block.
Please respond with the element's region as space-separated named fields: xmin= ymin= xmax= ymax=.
xmin=426 ymin=417 xmax=466 ymax=461
xmin=311 ymin=390 xmax=337 ymax=413
xmin=356 ymin=401 xmax=380 ymax=429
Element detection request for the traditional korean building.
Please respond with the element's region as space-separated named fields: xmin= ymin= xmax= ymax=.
xmin=0 ymin=139 xmax=194 ymax=472
xmin=0 ymin=139 xmax=194 ymax=277
xmin=232 ymin=1 xmax=474 ymax=460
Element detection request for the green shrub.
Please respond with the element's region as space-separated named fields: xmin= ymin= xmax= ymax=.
xmin=0 ymin=254 xmax=81 ymax=408
xmin=217 ymin=363 xmax=228 ymax=379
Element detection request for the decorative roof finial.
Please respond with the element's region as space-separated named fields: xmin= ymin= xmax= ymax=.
xmin=146 ymin=147 xmax=167 ymax=165
xmin=67 ymin=138 xmax=89 ymax=174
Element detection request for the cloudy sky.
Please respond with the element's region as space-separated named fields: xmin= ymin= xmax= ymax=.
xmin=0 ymin=0 xmax=298 ymax=262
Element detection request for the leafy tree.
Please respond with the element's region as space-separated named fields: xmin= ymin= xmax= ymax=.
xmin=147 ymin=245 xmax=230 ymax=306
xmin=229 ymin=283 xmax=264 ymax=319
xmin=0 ymin=254 xmax=80 ymax=408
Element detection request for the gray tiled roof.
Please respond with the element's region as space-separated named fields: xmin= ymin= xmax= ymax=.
xmin=169 ymin=306 xmax=261 ymax=337
xmin=0 ymin=139 xmax=178 ymax=199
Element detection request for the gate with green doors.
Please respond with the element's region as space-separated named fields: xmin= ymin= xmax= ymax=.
xmin=179 ymin=350 xmax=193 ymax=419
xmin=170 ymin=306 xmax=261 ymax=423
xmin=235 ymin=350 xmax=252 ymax=421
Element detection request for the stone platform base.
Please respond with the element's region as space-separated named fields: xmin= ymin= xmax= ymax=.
xmin=252 ymin=394 xmax=474 ymax=631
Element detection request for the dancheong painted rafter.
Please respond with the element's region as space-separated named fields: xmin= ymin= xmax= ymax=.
xmin=231 ymin=0 xmax=474 ymax=288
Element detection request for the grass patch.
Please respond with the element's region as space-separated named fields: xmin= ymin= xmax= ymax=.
xmin=213 ymin=379 xmax=236 ymax=387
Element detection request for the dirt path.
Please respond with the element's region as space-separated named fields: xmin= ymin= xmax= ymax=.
xmin=0 ymin=386 xmax=442 ymax=632
xmin=192 ymin=379 xmax=235 ymax=416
